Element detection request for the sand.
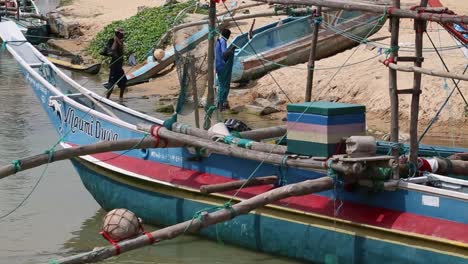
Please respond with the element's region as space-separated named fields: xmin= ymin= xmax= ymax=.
xmin=57 ymin=0 xmax=468 ymax=145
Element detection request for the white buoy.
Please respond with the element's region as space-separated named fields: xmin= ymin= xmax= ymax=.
xmin=153 ymin=49 xmax=165 ymax=61
xmin=101 ymin=208 xmax=140 ymax=241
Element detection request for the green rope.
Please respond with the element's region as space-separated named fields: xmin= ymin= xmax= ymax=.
xmin=0 ymin=41 xmax=6 ymax=53
xmin=49 ymin=259 xmax=58 ymax=264
xmin=384 ymin=45 xmax=400 ymax=57
xmin=208 ymin=28 xmax=217 ymax=40
xmin=237 ymin=139 xmax=253 ymax=149
xmin=313 ymin=16 xmax=323 ymax=25
xmin=203 ymin=105 xmax=216 ymax=130
xmin=223 ymin=135 xmax=235 ymax=144
xmin=230 ymin=131 xmax=242 ymax=138
xmin=44 ymin=148 xmax=55 ymax=163
xmin=12 ymin=160 xmax=21 ymax=173
xmin=163 ymin=114 xmax=178 ymax=130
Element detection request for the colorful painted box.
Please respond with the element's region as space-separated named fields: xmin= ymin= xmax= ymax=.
xmin=286 ymin=101 xmax=366 ymax=156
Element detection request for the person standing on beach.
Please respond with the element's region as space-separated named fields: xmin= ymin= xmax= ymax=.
xmin=105 ymin=28 xmax=127 ymax=100
xmin=215 ymin=28 xmax=235 ymax=111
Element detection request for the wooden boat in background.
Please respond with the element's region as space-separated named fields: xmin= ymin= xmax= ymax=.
xmin=0 ymin=0 xmax=48 ymax=44
xmin=230 ymin=9 xmax=386 ymax=82
xmin=1 ymin=20 xmax=468 ymax=264
xmin=126 ymin=25 xmax=210 ymax=86
xmin=46 ymin=56 xmax=101 ymax=75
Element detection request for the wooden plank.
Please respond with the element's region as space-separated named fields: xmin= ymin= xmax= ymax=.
xmin=380 ymin=58 xmax=468 ymax=81
xmin=251 ymin=0 xmax=468 ymax=24
xmin=200 ymin=176 xmax=278 ymax=193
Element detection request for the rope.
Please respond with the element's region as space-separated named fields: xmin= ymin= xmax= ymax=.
xmin=418 ymin=64 xmax=468 ymax=144
xmin=203 ymin=105 xmax=217 ymax=130
xmin=11 ymin=160 xmax=21 ymax=173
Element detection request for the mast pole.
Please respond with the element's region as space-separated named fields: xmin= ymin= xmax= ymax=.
xmin=305 ymin=6 xmax=322 ymax=102
xmin=205 ymin=0 xmax=216 ymax=129
xmin=409 ymin=0 xmax=428 ymax=165
xmin=388 ymin=0 xmax=400 ymax=179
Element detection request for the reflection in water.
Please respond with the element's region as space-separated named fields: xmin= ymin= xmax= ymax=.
xmin=64 ymin=209 xmax=302 ymax=264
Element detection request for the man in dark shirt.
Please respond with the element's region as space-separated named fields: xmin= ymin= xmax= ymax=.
xmin=105 ymin=28 xmax=127 ymax=99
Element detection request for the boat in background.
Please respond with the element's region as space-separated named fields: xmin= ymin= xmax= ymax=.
xmin=46 ymin=56 xmax=101 ymax=75
xmin=126 ymin=25 xmax=210 ymax=86
xmin=1 ymin=19 xmax=468 ymax=264
xmin=230 ymin=9 xmax=385 ymax=82
xmin=0 ymin=0 xmax=49 ymax=44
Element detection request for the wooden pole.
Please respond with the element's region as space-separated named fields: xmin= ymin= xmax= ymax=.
xmin=388 ymin=0 xmax=400 ymax=180
xmin=0 ymin=137 xmax=179 ymax=180
xmin=206 ymin=0 xmax=216 ymax=125
xmin=200 ymin=175 xmax=278 ymax=193
xmin=380 ymin=58 xmax=468 ymax=81
xmin=239 ymin=125 xmax=286 ymax=141
xmin=169 ymin=122 xmax=287 ymax=154
xmin=50 ymin=177 xmax=334 ymax=264
xmin=409 ymin=0 xmax=428 ymax=165
xmin=139 ymin=124 xmax=326 ymax=170
xmin=434 ymin=158 xmax=468 ymax=176
xmin=305 ymin=6 xmax=321 ymax=102
xmin=172 ymin=8 xmax=314 ymax=33
xmin=250 ymin=0 xmax=468 ymax=24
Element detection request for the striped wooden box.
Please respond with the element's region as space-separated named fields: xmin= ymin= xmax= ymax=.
xmin=286 ymin=102 xmax=366 ymax=156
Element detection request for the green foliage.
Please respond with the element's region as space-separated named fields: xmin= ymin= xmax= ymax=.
xmin=88 ymin=2 xmax=197 ymax=64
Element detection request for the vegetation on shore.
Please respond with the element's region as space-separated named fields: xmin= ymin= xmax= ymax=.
xmin=88 ymin=1 xmax=202 ymax=64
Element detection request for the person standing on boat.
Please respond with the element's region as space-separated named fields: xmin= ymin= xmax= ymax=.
xmin=215 ymin=28 xmax=235 ymax=111
xmin=105 ymin=28 xmax=127 ymax=100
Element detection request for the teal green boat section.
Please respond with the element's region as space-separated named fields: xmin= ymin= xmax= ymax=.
xmin=72 ymin=159 xmax=468 ymax=264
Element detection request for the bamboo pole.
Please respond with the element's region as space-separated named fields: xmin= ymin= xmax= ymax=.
xmin=205 ymin=0 xmax=216 ymax=122
xmin=239 ymin=125 xmax=286 ymax=141
xmin=50 ymin=176 xmax=334 ymax=264
xmin=0 ymin=137 xmax=181 ymax=180
xmin=379 ymin=58 xmax=468 ymax=81
xmin=434 ymin=158 xmax=468 ymax=176
xmin=305 ymin=6 xmax=322 ymax=102
xmin=409 ymin=0 xmax=428 ymax=165
xmin=170 ymin=122 xmax=287 ymax=154
xmin=200 ymin=175 xmax=278 ymax=193
xmin=139 ymin=125 xmax=326 ymax=170
xmin=388 ymin=0 xmax=400 ymax=180
xmin=189 ymin=57 xmax=201 ymax=128
xmin=216 ymin=2 xmax=266 ymax=17
xmin=172 ymin=8 xmax=313 ymax=33
xmin=251 ymin=0 xmax=468 ymax=24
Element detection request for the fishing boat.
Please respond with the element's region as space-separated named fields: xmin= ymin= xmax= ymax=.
xmin=46 ymin=56 xmax=101 ymax=75
xmin=127 ymin=8 xmax=386 ymax=85
xmin=1 ymin=3 xmax=468 ymax=263
xmin=0 ymin=0 xmax=48 ymax=44
xmin=126 ymin=25 xmax=210 ymax=86
xmin=230 ymin=9 xmax=386 ymax=82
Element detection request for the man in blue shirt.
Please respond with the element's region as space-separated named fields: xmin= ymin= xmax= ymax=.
xmin=215 ymin=28 xmax=235 ymax=110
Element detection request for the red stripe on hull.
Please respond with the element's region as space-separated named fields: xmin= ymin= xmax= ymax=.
xmin=84 ymin=150 xmax=468 ymax=244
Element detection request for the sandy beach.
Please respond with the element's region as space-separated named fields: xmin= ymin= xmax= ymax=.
xmin=55 ymin=0 xmax=468 ymax=142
